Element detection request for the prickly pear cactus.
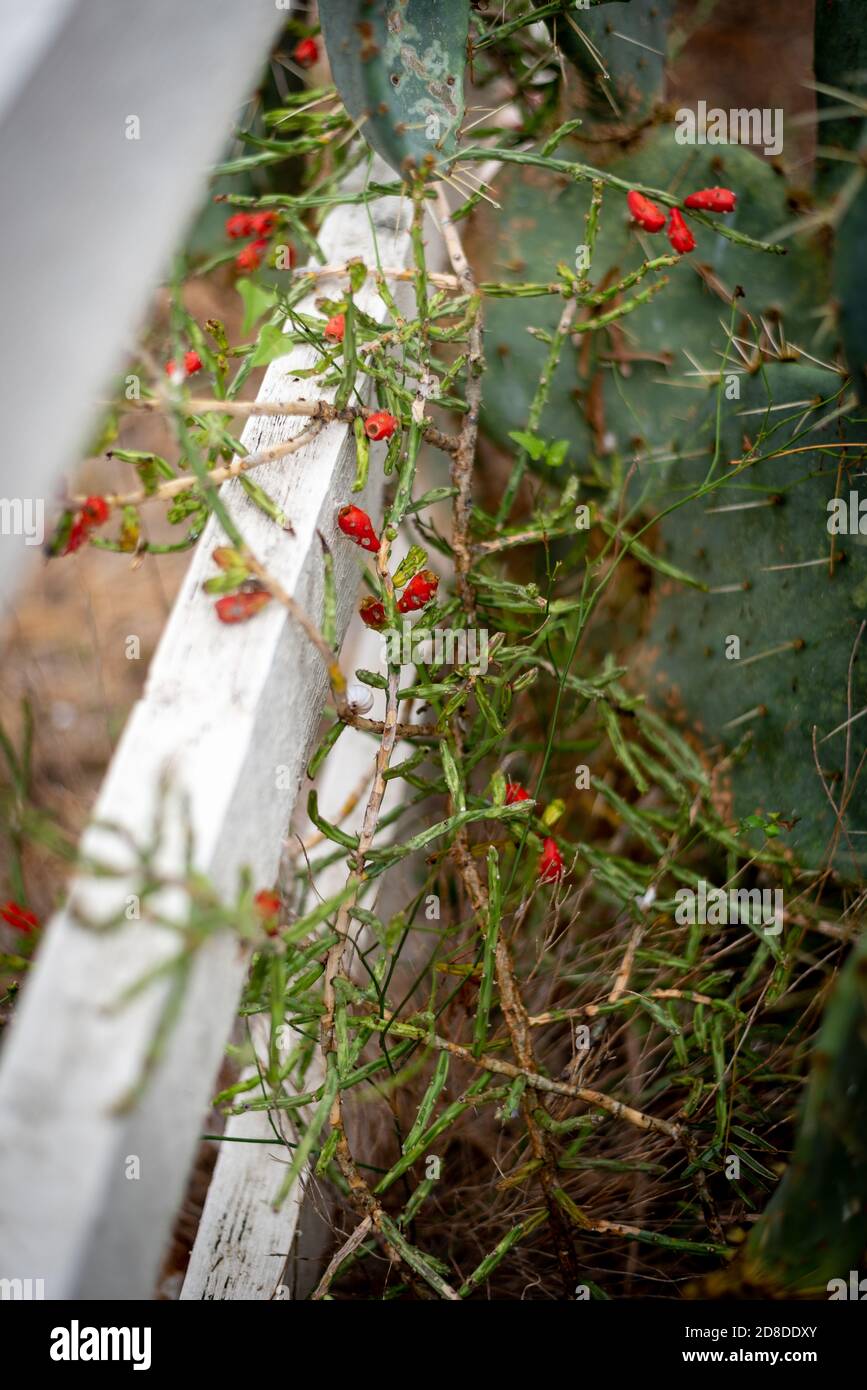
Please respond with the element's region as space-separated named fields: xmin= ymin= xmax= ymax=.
xmin=478 ymin=131 xmax=821 ymax=474
xmin=743 ymin=929 xmax=867 ymax=1293
xmin=542 ymin=0 xmax=672 ymax=126
xmin=319 ymin=0 xmax=469 ymax=175
xmin=644 ymin=361 xmax=867 ymax=876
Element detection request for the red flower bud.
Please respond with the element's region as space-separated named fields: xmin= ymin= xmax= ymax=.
xmin=397 ymin=569 xmax=439 ymax=613
xmin=338 ymin=504 xmax=380 ymax=551
xmin=364 ymin=410 xmax=398 ymax=442
xmin=505 ymin=782 xmax=530 ymax=804
xmin=248 ymin=211 xmax=278 ymax=238
xmin=81 ymin=495 xmax=110 ymax=527
xmin=215 ymin=590 xmax=272 ymax=624
xmin=538 ymin=837 xmax=565 ymax=883
xmin=294 ymin=37 xmax=319 ymax=67
xmin=235 ymin=238 xmax=268 ymax=272
xmin=254 ymin=888 xmax=281 ymax=935
xmin=666 ymin=208 xmax=696 ymax=255
xmin=626 ymin=189 xmax=666 ymax=233
xmin=165 ymin=351 xmax=202 ymax=378
xmin=684 ymin=186 xmax=737 ymax=213
xmin=324 ymin=313 xmax=345 ymax=343
xmin=359 ymin=596 xmax=387 ymax=630
xmin=0 ymin=900 xmax=40 ymax=934
xmin=225 ymin=212 xmax=254 ymax=240
xmin=63 ymin=496 xmax=110 ymax=553
xmin=63 ymin=518 xmax=89 ymax=555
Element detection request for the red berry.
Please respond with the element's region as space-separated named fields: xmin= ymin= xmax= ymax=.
xmin=0 ymin=900 xmax=39 ymax=934
xmin=166 ymin=351 xmax=202 ymax=379
xmin=364 ymin=410 xmax=398 ymax=442
xmin=215 ymin=590 xmax=272 ymax=624
xmin=338 ymin=504 xmax=380 ymax=552
xmin=63 ymin=518 xmax=89 ymax=555
xmin=248 ymin=211 xmax=278 ymax=238
xmin=81 ymin=495 xmax=110 ymax=526
xmin=63 ymin=496 xmax=110 ymax=553
xmin=294 ymin=37 xmax=319 ymax=67
xmin=626 ymin=189 xmax=666 ymax=233
xmin=667 ymin=208 xmax=696 ymax=255
xmin=538 ymin=837 xmax=565 ymax=883
xmin=225 ymin=212 xmax=254 ymax=240
xmin=505 ymin=782 xmax=530 ymax=804
xmin=254 ymin=888 xmax=281 ymax=935
xmin=236 ymin=239 xmax=268 ymax=272
xmin=397 ymin=569 xmax=439 ymax=614
xmin=324 ymin=313 xmax=345 ymax=343
xmin=684 ymin=186 xmax=737 ymax=214
xmin=359 ymin=596 xmax=387 ymax=630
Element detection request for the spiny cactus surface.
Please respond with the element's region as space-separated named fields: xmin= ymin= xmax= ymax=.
xmin=479 ymin=132 xmax=822 ymax=475
xmin=644 ymin=361 xmax=867 ymax=876
xmin=319 ymin=0 xmax=469 ymax=175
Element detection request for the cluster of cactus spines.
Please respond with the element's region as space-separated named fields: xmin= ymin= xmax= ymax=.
xmin=319 ymin=0 xmax=469 ymax=176
xmin=542 ymin=0 xmax=673 ymax=130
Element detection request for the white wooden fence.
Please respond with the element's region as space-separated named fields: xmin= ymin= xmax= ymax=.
xmin=0 ymin=8 xmax=446 ymax=1296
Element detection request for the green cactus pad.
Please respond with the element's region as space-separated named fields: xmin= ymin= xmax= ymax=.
xmin=643 ymin=361 xmax=867 ymax=877
xmin=542 ymin=0 xmax=672 ymax=125
xmin=319 ymin=0 xmax=469 ymax=176
xmin=478 ymin=131 xmax=821 ymax=478
xmin=745 ymin=929 xmax=867 ymax=1292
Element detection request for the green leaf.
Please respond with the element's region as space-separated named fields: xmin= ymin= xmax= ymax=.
xmin=319 ymin=0 xmax=470 ymax=176
xmin=545 ymin=439 xmax=569 ymax=468
xmin=507 ymin=429 xmax=547 ymax=461
xmin=236 ymin=278 xmax=278 ymax=335
xmin=249 ymin=322 xmax=292 ymax=367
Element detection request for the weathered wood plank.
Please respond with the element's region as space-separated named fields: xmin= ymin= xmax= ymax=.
xmin=0 ymin=164 xmax=419 ymax=1300
xmin=179 ymin=624 xmax=405 ymax=1300
xmin=179 ymin=1015 xmax=320 ymax=1302
xmin=0 ymin=0 xmax=284 ymax=604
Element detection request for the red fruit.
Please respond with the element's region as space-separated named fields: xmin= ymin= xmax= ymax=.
xmin=666 ymin=208 xmax=696 ymax=255
xmin=538 ymin=837 xmax=565 ymax=883
xmin=397 ymin=569 xmax=439 ymax=613
xmin=626 ymin=189 xmax=666 ymax=233
xmin=183 ymin=350 xmax=202 ymax=375
xmin=254 ymin=888 xmax=281 ymax=935
xmin=81 ymin=495 xmax=110 ymax=526
xmin=338 ymin=504 xmax=380 ymax=552
xmin=63 ymin=495 xmax=110 ymax=553
xmin=215 ymin=590 xmax=272 ymax=624
xmin=364 ymin=410 xmax=398 ymax=442
xmin=294 ymin=37 xmax=319 ymax=67
xmin=235 ymin=239 xmax=268 ymax=272
xmin=0 ymin=900 xmax=39 ymax=934
xmin=225 ymin=212 xmax=254 ymax=240
xmin=359 ymin=596 xmax=387 ymax=630
xmin=684 ymin=186 xmax=737 ymax=214
xmin=505 ymin=782 xmax=530 ymax=804
xmin=63 ymin=518 xmax=89 ymax=554
xmin=324 ymin=313 xmax=345 ymax=343
xmin=248 ymin=211 xmax=278 ymax=238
